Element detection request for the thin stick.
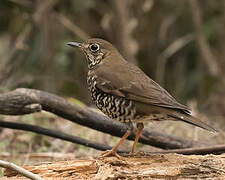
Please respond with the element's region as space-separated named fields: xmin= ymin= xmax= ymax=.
xmin=0 ymin=160 xmax=44 ymax=180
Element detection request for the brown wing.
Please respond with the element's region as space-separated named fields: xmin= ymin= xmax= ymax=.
xmin=93 ymin=59 xmax=191 ymax=114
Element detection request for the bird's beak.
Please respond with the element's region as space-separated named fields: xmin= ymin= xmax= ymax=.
xmin=67 ymin=42 xmax=82 ymax=48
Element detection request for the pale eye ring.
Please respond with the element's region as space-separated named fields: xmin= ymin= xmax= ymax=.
xmin=89 ymin=43 xmax=100 ymax=52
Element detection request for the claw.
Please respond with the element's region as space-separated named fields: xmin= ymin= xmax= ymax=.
xmin=129 ymin=151 xmax=134 ymax=156
xmin=100 ymin=150 xmax=123 ymax=159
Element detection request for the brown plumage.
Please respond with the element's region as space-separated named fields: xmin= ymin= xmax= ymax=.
xmin=67 ymin=38 xmax=216 ymax=157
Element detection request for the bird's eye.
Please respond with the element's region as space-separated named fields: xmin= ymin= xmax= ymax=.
xmin=89 ymin=43 xmax=100 ymax=52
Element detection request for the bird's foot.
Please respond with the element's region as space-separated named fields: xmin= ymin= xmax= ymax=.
xmin=100 ymin=150 xmax=123 ymax=159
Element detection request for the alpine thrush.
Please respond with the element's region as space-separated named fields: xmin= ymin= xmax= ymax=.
xmin=67 ymin=38 xmax=216 ymax=157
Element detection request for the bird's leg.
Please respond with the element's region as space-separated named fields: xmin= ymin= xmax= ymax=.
xmin=101 ymin=129 xmax=132 ymax=158
xmin=101 ymin=122 xmax=133 ymax=158
xmin=130 ymin=123 xmax=144 ymax=155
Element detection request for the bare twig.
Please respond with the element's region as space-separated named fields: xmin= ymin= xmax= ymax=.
xmin=188 ymin=0 xmax=220 ymax=77
xmin=56 ymin=13 xmax=90 ymax=40
xmin=0 ymin=88 xmax=206 ymax=149
xmin=156 ymin=34 xmax=194 ymax=84
xmin=0 ymin=160 xmax=44 ymax=180
xmin=160 ymin=34 xmax=194 ymax=62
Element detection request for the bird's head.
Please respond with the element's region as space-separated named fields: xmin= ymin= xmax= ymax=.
xmin=67 ymin=38 xmax=118 ymax=69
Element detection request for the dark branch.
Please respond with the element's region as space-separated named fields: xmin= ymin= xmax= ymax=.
xmin=137 ymin=144 xmax=225 ymax=156
xmin=1 ymin=120 xmax=225 ymax=155
xmin=0 ymin=120 xmax=114 ymax=152
xmin=0 ymin=88 xmax=207 ymax=149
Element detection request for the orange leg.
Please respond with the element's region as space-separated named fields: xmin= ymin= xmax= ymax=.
xmin=131 ymin=123 xmax=144 ymax=155
xmin=101 ymin=130 xmax=132 ymax=158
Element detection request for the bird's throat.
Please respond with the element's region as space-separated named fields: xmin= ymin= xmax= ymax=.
xmin=85 ymin=52 xmax=104 ymax=69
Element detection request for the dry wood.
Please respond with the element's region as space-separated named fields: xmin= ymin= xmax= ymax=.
xmin=3 ymin=153 xmax=225 ymax=179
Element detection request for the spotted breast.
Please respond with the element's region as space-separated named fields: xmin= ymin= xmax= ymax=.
xmin=87 ymin=72 xmax=136 ymax=123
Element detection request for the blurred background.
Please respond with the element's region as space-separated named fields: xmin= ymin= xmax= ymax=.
xmin=0 ymin=0 xmax=225 ymax=166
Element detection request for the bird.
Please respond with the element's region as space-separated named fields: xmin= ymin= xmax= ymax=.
xmin=67 ymin=38 xmax=216 ymax=157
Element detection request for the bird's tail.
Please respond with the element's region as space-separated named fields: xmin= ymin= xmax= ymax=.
xmin=168 ymin=111 xmax=217 ymax=132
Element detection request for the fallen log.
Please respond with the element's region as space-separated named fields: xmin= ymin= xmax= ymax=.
xmin=3 ymin=153 xmax=225 ymax=179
